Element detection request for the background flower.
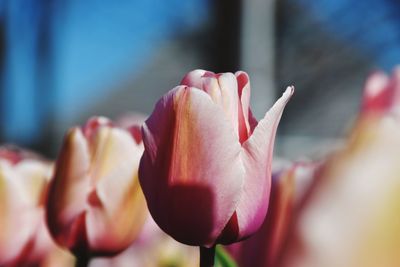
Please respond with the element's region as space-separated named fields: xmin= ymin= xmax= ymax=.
xmin=228 ymin=161 xmax=318 ymax=267
xmin=0 ymin=146 xmax=57 ymax=266
xmin=279 ymin=98 xmax=400 ymax=267
xmin=46 ymin=117 xmax=147 ymax=257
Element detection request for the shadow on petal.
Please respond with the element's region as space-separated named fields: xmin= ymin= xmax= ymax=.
xmin=156 ymin=184 xmax=215 ymax=247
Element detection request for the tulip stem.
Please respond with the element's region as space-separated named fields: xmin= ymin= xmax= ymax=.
xmin=75 ymin=255 xmax=90 ymax=267
xmin=200 ymin=245 xmax=216 ymax=267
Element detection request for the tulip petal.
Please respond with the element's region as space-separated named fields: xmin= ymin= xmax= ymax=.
xmin=82 ymin=117 xmax=112 ymax=140
xmin=46 ymin=128 xmax=91 ymax=250
xmin=201 ymin=75 xmax=223 ymax=106
xmin=217 ymin=73 xmax=240 ymax=138
xmin=140 ymin=85 xmax=244 ymax=246
xmin=15 ymin=160 xmax=51 ymax=206
xmin=236 ymin=86 xmax=294 ymax=240
xmin=235 ymin=72 xmax=258 ymax=133
xmin=236 ymin=71 xmax=251 ymax=142
xmin=180 ymin=69 xmax=207 ymax=89
xmin=85 ymin=127 xmax=146 ymax=253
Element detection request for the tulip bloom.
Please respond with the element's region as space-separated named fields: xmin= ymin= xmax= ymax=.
xmin=139 ymin=69 xmax=293 ymax=249
xmin=0 ymin=147 xmax=56 ymax=266
xmin=46 ymin=117 xmax=147 ymax=258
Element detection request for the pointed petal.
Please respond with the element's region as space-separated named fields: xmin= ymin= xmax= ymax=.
xmin=140 ymin=86 xmax=244 ymax=246
xmin=236 ymin=86 xmax=294 ymax=240
xmin=46 ymin=128 xmax=91 ymax=250
xmin=86 ymin=127 xmax=146 ymax=253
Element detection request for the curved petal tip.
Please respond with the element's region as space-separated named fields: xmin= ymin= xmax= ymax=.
xmin=285 ymin=86 xmax=295 ymax=99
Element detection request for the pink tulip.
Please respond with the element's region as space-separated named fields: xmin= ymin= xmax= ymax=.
xmin=228 ymin=162 xmax=318 ymax=267
xmin=46 ymin=117 xmax=147 ymax=258
xmin=361 ymin=67 xmax=400 ymax=116
xmin=139 ymin=69 xmax=293 ymax=249
xmin=0 ymin=146 xmax=56 ymax=266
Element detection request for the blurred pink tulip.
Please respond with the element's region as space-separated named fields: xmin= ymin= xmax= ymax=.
xmin=139 ymin=69 xmax=293 ymax=247
xmin=279 ymin=108 xmax=400 ymax=267
xmin=228 ymin=162 xmax=318 ymax=267
xmin=46 ymin=117 xmax=147 ymax=257
xmin=0 ymin=147 xmax=56 ymax=266
xmin=361 ymin=67 xmax=400 ymax=116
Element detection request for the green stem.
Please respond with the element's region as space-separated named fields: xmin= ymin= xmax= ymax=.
xmin=200 ymin=245 xmax=216 ymax=267
xmin=75 ymin=255 xmax=90 ymax=267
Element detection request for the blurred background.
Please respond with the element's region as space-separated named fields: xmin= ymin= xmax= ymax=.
xmin=1 ymin=0 xmax=400 ymax=158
